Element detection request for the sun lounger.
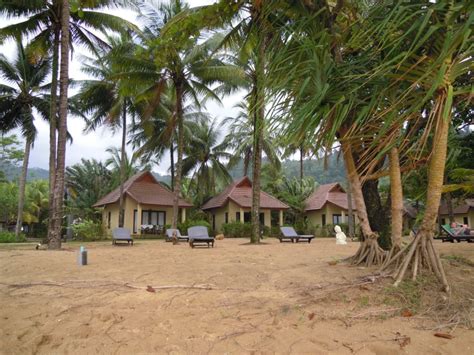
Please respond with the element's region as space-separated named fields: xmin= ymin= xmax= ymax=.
xmin=165 ymin=229 xmax=189 ymax=242
xmin=188 ymin=226 xmax=214 ymax=248
xmin=438 ymin=224 xmax=474 ymax=243
xmin=279 ymin=226 xmax=314 ymax=243
xmin=112 ymin=227 xmax=133 ymax=245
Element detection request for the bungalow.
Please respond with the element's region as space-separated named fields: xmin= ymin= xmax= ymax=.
xmin=93 ymin=171 xmax=192 ymax=235
xmin=201 ymin=176 xmax=289 ymax=232
xmin=438 ymin=198 xmax=474 ymax=227
xmin=304 ymin=183 xmax=357 ymax=227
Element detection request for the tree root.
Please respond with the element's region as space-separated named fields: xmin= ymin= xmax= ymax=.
xmin=349 ymin=233 xmax=387 ymax=266
xmin=380 ymin=233 xmax=450 ymax=292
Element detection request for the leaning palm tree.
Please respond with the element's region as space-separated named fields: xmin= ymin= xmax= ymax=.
xmin=0 ymin=39 xmax=51 ymax=240
xmin=182 ymin=117 xmax=232 ymax=206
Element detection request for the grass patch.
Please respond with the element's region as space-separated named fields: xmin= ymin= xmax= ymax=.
xmin=383 ymin=275 xmax=437 ymax=313
xmin=441 ymin=254 xmax=474 ymax=267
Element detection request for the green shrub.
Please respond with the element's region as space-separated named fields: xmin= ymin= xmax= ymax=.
xmin=0 ymin=231 xmax=27 ymax=243
xmin=71 ymin=219 xmax=107 ymax=241
xmin=222 ymin=222 xmax=253 ymax=238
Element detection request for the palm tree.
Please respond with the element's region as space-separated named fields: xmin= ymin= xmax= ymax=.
xmin=66 ymin=158 xmax=113 ymax=219
xmin=0 ymin=0 xmax=139 ymax=246
xmin=223 ymin=100 xmax=280 ymax=178
xmin=0 ymin=39 xmax=51 ymax=240
xmin=138 ymin=0 xmax=245 ymax=229
xmin=182 ymin=118 xmax=232 ymax=206
xmin=77 ymin=34 xmax=139 ymax=227
xmin=105 ymin=147 xmax=140 ymax=187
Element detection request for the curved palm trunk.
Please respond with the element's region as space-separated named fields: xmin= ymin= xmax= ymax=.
xmin=49 ymin=0 xmax=70 ymax=249
xmin=15 ymin=137 xmax=32 ymax=240
xmin=47 ymin=27 xmax=60 ymax=242
xmin=118 ymin=104 xmax=127 ymax=227
xmin=172 ymin=82 xmax=184 ymax=229
xmin=341 ymin=138 xmax=385 ymax=266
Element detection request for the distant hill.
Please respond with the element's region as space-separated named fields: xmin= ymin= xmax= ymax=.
xmin=0 ymin=161 xmax=49 ymax=182
xmin=229 ymin=154 xmax=347 ymax=185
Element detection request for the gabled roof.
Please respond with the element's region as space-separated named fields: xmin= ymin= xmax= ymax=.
xmin=305 ymin=182 xmax=356 ymax=211
xmin=93 ymin=171 xmax=192 ymax=208
xmin=439 ymin=198 xmax=474 ymax=215
xmin=201 ymin=176 xmax=288 ymax=210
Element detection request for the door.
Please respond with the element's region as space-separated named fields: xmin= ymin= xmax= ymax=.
xmin=133 ymin=210 xmax=138 ymax=234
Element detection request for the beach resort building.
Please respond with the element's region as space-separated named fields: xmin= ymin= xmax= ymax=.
xmin=201 ymin=176 xmax=289 ymax=232
xmin=304 ymin=182 xmax=357 ymax=226
xmin=93 ymin=171 xmax=192 ymax=235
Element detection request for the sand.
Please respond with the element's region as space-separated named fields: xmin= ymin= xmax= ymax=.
xmin=0 ymin=238 xmax=473 ymax=354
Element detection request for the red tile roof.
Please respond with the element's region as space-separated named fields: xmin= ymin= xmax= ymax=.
xmin=439 ymin=199 xmax=474 ymax=215
xmin=93 ymin=171 xmax=192 ymax=208
xmin=305 ymin=182 xmax=356 ymax=211
xmin=201 ymin=176 xmax=288 ymax=210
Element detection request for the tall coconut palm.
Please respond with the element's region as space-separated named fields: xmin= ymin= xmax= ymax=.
xmin=77 ymin=34 xmax=139 ymax=227
xmin=0 ymin=0 xmax=139 ymax=244
xmin=0 ymin=39 xmax=51 ymax=240
xmin=48 ymin=0 xmax=70 ymax=249
xmin=138 ymin=0 xmax=245 ymax=229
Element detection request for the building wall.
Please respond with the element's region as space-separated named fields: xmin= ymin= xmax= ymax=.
xmin=207 ymin=201 xmax=278 ymax=233
xmin=439 ymin=212 xmax=473 ymax=227
xmin=305 ymin=202 xmax=359 ymax=227
xmin=102 ymin=196 xmax=188 ymax=235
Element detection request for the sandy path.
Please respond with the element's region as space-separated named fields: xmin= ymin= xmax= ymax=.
xmin=0 ymin=238 xmax=473 ymax=354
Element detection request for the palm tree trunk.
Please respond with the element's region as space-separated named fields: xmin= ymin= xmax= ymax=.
xmin=118 ymin=104 xmax=126 ymax=227
xmin=341 ymin=138 xmax=385 ymax=266
xmin=386 ymin=92 xmax=451 ymax=292
xmin=172 ymin=81 xmax=184 ymax=229
xmin=49 ymin=0 xmax=70 ymax=249
xmin=346 ymin=180 xmax=355 ymax=238
xmin=47 ymin=27 xmax=60 ymax=242
xmin=389 ymin=148 xmax=403 ymax=244
xmin=250 ymin=5 xmax=266 ymax=244
xmin=15 ymin=137 xmax=31 ymax=240
xmin=299 ymin=146 xmax=304 ymax=186
xmin=170 ymin=142 xmax=174 ymax=191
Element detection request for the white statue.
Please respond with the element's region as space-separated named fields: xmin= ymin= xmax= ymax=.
xmin=334 ymin=225 xmax=347 ymax=245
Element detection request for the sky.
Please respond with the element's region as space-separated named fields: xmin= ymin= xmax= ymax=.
xmin=0 ymin=0 xmax=244 ymax=175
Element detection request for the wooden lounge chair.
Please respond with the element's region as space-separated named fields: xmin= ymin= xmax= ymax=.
xmin=165 ymin=229 xmax=189 ymax=242
xmin=438 ymin=224 xmax=474 ymax=243
xmin=279 ymin=226 xmax=314 ymax=243
xmin=188 ymin=226 xmax=214 ymax=248
xmin=112 ymin=227 xmax=133 ymax=245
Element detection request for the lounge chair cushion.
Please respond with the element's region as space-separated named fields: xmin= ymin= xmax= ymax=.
xmin=112 ymin=228 xmax=133 ymax=245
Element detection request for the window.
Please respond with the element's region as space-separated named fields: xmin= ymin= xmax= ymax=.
xmin=464 ymin=217 xmax=468 ymax=225
xmin=107 ymin=212 xmax=111 ymax=229
xmin=244 ymin=212 xmax=251 ymax=223
xmin=259 ymin=213 xmax=265 ymax=226
xmin=441 ymin=218 xmax=446 ymax=225
xmin=141 ymin=210 xmax=166 ymax=226
xmin=225 ymin=212 xmax=228 ymax=224
xmin=212 ymin=214 xmax=216 ymax=230
xmin=236 ymin=212 xmax=240 ymax=222
xmin=322 ymin=214 xmax=326 ymax=226
xmin=332 ymin=214 xmax=342 ymax=225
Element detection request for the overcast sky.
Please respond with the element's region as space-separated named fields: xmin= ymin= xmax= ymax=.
xmin=0 ymin=0 xmax=244 ymax=175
